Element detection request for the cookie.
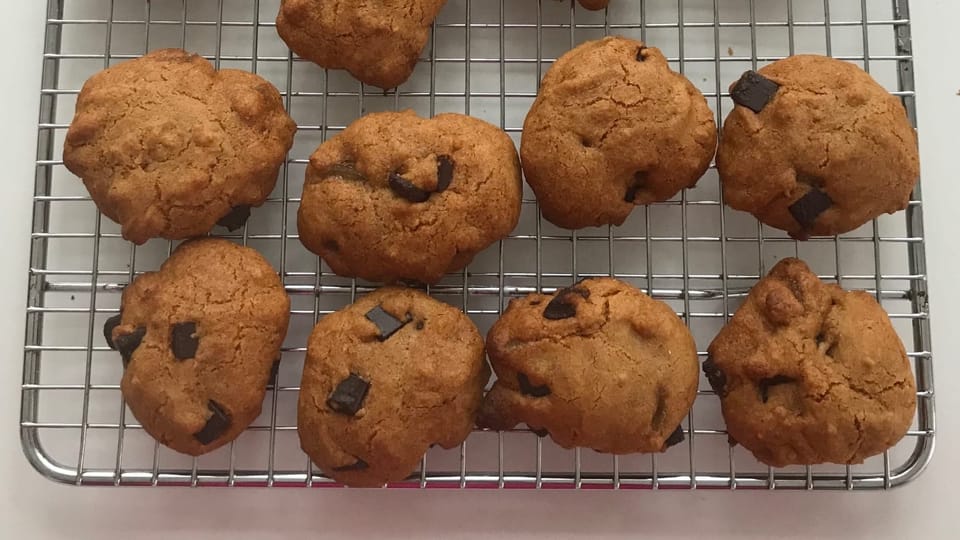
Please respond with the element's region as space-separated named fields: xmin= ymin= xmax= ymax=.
xmin=478 ymin=277 xmax=699 ymax=454
xmin=297 ymin=110 xmax=522 ymax=284
xmin=106 ymin=238 xmax=290 ymax=455
xmin=276 ymin=0 xmax=445 ymax=89
xmin=520 ymin=36 xmax=717 ymax=230
xmin=298 ymin=287 xmax=488 ymax=487
xmin=717 ymin=55 xmax=920 ymax=239
xmin=63 ymin=48 xmax=296 ymax=245
xmin=705 ymin=258 xmax=916 ymax=466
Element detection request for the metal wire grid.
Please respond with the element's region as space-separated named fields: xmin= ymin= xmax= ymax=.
xmin=22 ymin=0 xmax=934 ymax=489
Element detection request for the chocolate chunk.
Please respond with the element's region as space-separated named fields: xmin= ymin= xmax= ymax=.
xmin=518 ymin=373 xmax=550 ymax=397
xmin=731 ymin=70 xmax=780 ymax=113
xmin=665 ymin=425 xmax=685 ymax=448
xmin=216 ymin=205 xmax=251 ymax=231
xmin=332 ymin=459 xmax=370 ymax=472
xmin=636 ymin=46 xmax=648 ymax=61
xmin=327 ymin=373 xmax=370 ymax=416
xmin=625 ymin=171 xmax=648 ymax=203
xmin=759 ymin=375 xmax=796 ymax=403
xmin=194 ymin=400 xmax=231 ymax=445
xmin=103 ymin=314 xmax=122 ymax=349
xmin=702 ymin=356 xmax=727 ymax=397
xmin=115 ymin=326 xmax=147 ymax=368
xmin=171 ymin=322 xmax=199 ymax=360
xmin=543 ymin=285 xmax=590 ymax=320
xmin=531 ymin=428 xmax=549 ymax=438
xmin=323 ymin=162 xmax=367 ymax=182
xmin=365 ymin=305 xmax=409 ymax=341
xmin=788 ymin=189 xmax=832 ymax=230
xmin=388 ymin=172 xmax=431 ymax=203
xmin=436 ymin=155 xmax=454 ymax=192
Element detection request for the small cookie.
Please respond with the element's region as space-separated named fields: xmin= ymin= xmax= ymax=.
xmin=705 ymin=258 xmax=916 ymax=466
xmin=298 ymin=287 xmax=488 ymax=487
xmin=520 ymin=36 xmax=717 ymax=229
xmin=64 ymin=49 xmax=296 ymax=244
xmin=276 ymin=0 xmax=446 ymax=89
xmin=107 ymin=238 xmax=290 ymax=455
xmin=717 ymin=55 xmax=920 ymax=238
xmin=297 ymin=110 xmax=522 ymax=284
xmin=479 ymin=277 xmax=699 ymax=454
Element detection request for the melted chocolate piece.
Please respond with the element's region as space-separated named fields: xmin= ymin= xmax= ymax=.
xmin=116 ymin=326 xmax=147 ymax=368
xmin=788 ymin=189 xmax=832 ymax=231
xmin=389 ymin=172 xmax=431 ymax=203
xmin=702 ymin=356 xmax=727 ymax=397
xmin=327 ymin=373 xmax=370 ymax=416
xmin=194 ymin=400 xmax=231 ymax=445
xmin=543 ymin=285 xmax=590 ymax=320
xmin=103 ymin=314 xmax=122 ymax=349
xmin=518 ymin=373 xmax=550 ymax=398
xmin=216 ymin=205 xmax=251 ymax=231
xmin=171 ymin=322 xmax=199 ymax=360
xmin=436 ymin=155 xmax=454 ymax=192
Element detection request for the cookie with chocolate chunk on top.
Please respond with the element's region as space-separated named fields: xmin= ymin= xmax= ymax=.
xmin=107 ymin=238 xmax=290 ymax=456
xmin=298 ymin=286 xmax=488 ymax=487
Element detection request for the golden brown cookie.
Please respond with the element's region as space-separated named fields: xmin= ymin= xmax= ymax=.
xmin=276 ymin=0 xmax=446 ymax=89
xmin=717 ymin=55 xmax=920 ymax=239
xmin=520 ymin=36 xmax=717 ymax=229
xmin=705 ymin=258 xmax=916 ymax=467
xmin=63 ymin=49 xmax=297 ymax=245
xmin=297 ymin=110 xmax=522 ymax=284
xmin=298 ymin=287 xmax=488 ymax=487
xmin=478 ymin=277 xmax=699 ymax=454
xmin=104 ymin=238 xmax=290 ymax=456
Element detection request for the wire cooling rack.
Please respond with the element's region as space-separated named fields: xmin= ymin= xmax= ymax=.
xmin=23 ymin=0 xmax=933 ymax=489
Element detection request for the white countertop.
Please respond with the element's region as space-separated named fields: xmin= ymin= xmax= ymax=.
xmin=1 ymin=1 xmax=958 ymax=538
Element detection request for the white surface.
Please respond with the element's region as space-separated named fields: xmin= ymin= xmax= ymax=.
xmin=1 ymin=1 xmax=958 ymax=538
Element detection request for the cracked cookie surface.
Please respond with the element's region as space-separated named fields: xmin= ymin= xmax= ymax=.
xmin=705 ymin=258 xmax=916 ymax=466
xmin=520 ymin=36 xmax=717 ymax=229
xmin=108 ymin=238 xmax=290 ymax=456
xmin=298 ymin=287 xmax=488 ymax=487
xmin=276 ymin=0 xmax=446 ymax=89
xmin=63 ymin=48 xmax=297 ymax=244
xmin=297 ymin=110 xmax=522 ymax=284
xmin=717 ymin=55 xmax=920 ymax=239
xmin=478 ymin=277 xmax=699 ymax=454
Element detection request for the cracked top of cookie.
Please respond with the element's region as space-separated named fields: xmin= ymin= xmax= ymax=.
xmin=706 ymin=257 xmax=916 ymax=467
xmin=717 ymin=55 xmax=920 ymax=239
xmin=63 ymin=48 xmax=296 ymax=244
xmin=520 ymin=36 xmax=717 ymax=229
xmin=479 ymin=277 xmax=699 ymax=454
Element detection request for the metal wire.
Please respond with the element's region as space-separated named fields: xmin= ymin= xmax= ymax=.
xmin=22 ymin=0 xmax=934 ymax=489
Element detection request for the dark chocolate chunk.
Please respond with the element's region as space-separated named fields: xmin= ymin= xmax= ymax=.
xmin=702 ymin=356 xmax=727 ymax=397
xmin=171 ymin=322 xmax=199 ymax=360
xmin=636 ymin=46 xmax=648 ymax=61
xmin=731 ymin=70 xmax=780 ymax=113
xmin=543 ymin=285 xmax=590 ymax=320
xmin=665 ymin=425 xmax=685 ymax=448
xmin=759 ymin=375 xmax=796 ymax=403
xmin=364 ymin=305 xmax=409 ymax=341
xmin=326 ymin=373 xmax=370 ymax=416
xmin=324 ymin=162 xmax=368 ymax=182
xmin=332 ymin=459 xmax=370 ymax=472
xmin=389 ymin=172 xmax=431 ymax=203
xmin=216 ymin=205 xmax=251 ymax=231
xmin=436 ymin=155 xmax=454 ymax=192
xmin=103 ymin=314 xmax=122 ymax=349
xmin=788 ymin=188 xmax=832 ymax=230
xmin=194 ymin=400 xmax=231 ymax=445
xmin=624 ymin=171 xmax=648 ymax=203
xmin=518 ymin=373 xmax=550 ymax=398
xmin=115 ymin=326 xmax=147 ymax=368
xmin=531 ymin=428 xmax=549 ymax=438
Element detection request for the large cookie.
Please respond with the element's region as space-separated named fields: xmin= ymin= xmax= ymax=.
xmin=298 ymin=287 xmax=488 ymax=487
xmin=705 ymin=258 xmax=916 ymax=466
xmin=105 ymin=238 xmax=290 ymax=455
xmin=64 ymin=49 xmax=296 ymax=244
xmin=297 ymin=110 xmax=522 ymax=284
xmin=478 ymin=277 xmax=699 ymax=454
xmin=717 ymin=55 xmax=920 ymax=238
xmin=520 ymin=36 xmax=717 ymax=229
xmin=276 ymin=0 xmax=446 ymax=89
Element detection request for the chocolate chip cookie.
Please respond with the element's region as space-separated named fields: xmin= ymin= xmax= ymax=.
xmin=298 ymin=287 xmax=488 ymax=487
xmin=297 ymin=110 xmax=522 ymax=284
xmin=717 ymin=55 xmax=920 ymax=239
xmin=705 ymin=258 xmax=916 ymax=467
xmin=276 ymin=0 xmax=445 ymax=89
xmin=63 ymin=48 xmax=297 ymax=245
xmin=478 ymin=277 xmax=699 ymax=454
xmin=520 ymin=36 xmax=717 ymax=229
xmin=105 ymin=238 xmax=290 ymax=456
